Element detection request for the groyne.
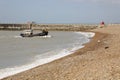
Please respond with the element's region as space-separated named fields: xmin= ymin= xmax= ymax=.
xmin=33 ymin=24 xmax=98 ymax=31
xmin=0 ymin=23 xmax=98 ymax=31
xmin=0 ymin=24 xmax=26 ymax=30
xmin=0 ymin=23 xmax=120 ymax=31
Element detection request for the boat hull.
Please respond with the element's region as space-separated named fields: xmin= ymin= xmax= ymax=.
xmin=20 ymin=33 xmax=47 ymax=37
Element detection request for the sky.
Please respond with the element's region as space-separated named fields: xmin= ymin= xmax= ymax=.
xmin=0 ymin=0 xmax=120 ymax=24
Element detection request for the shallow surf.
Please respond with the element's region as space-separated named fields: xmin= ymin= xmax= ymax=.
xmin=0 ymin=31 xmax=95 ymax=79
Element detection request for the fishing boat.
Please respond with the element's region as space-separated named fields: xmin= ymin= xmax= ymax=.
xmin=20 ymin=29 xmax=48 ymax=37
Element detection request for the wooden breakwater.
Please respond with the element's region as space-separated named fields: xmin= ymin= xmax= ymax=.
xmin=0 ymin=24 xmax=27 ymax=30
xmin=0 ymin=23 xmax=98 ymax=31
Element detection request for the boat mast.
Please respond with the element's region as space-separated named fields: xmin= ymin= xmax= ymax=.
xmin=27 ymin=22 xmax=32 ymax=29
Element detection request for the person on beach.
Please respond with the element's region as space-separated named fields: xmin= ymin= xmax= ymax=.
xmin=41 ymin=29 xmax=48 ymax=35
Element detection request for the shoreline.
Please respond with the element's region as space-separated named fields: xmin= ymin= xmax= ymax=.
xmin=2 ymin=26 xmax=120 ymax=80
xmin=2 ymin=30 xmax=108 ymax=80
xmin=0 ymin=31 xmax=95 ymax=79
xmin=2 ymin=32 xmax=104 ymax=80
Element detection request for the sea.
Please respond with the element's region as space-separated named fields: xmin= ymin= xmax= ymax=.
xmin=0 ymin=31 xmax=95 ymax=79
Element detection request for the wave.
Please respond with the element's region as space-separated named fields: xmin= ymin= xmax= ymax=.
xmin=0 ymin=32 xmax=95 ymax=79
xmin=0 ymin=45 xmax=84 ymax=79
xmin=75 ymin=32 xmax=95 ymax=38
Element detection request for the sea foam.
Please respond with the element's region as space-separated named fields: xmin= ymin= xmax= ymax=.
xmin=0 ymin=32 xmax=95 ymax=79
xmin=75 ymin=32 xmax=95 ymax=38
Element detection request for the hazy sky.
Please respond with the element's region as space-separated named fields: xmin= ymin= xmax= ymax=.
xmin=0 ymin=0 xmax=120 ymax=24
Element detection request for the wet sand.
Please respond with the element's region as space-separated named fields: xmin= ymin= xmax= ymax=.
xmin=2 ymin=25 xmax=120 ymax=80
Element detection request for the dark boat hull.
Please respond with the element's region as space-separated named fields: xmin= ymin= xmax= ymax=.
xmin=20 ymin=33 xmax=47 ymax=37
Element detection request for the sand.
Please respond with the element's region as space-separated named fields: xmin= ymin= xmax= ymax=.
xmin=2 ymin=25 xmax=120 ymax=80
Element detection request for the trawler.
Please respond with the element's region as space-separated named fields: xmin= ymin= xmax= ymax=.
xmin=20 ymin=29 xmax=48 ymax=37
xmin=20 ymin=22 xmax=48 ymax=37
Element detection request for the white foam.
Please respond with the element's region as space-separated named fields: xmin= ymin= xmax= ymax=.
xmin=0 ymin=35 xmax=22 ymax=39
xmin=39 ymin=35 xmax=52 ymax=38
xmin=0 ymin=32 xmax=95 ymax=79
xmin=0 ymin=46 xmax=83 ymax=79
xmin=14 ymin=35 xmax=52 ymax=38
xmin=14 ymin=36 xmax=22 ymax=38
xmin=75 ymin=32 xmax=95 ymax=38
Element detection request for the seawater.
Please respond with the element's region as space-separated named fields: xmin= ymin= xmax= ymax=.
xmin=0 ymin=31 xmax=95 ymax=79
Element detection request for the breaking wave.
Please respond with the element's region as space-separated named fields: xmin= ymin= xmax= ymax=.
xmin=0 ymin=32 xmax=95 ymax=79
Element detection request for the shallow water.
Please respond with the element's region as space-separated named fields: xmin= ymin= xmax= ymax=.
xmin=0 ymin=31 xmax=94 ymax=79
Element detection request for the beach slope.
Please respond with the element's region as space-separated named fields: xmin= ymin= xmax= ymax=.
xmin=2 ymin=25 xmax=120 ymax=80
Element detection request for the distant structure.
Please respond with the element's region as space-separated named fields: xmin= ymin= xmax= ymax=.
xmin=26 ymin=21 xmax=36 ymax=29
xmin=99 ymin=21 xmax=105 ymax=28
xmin=0 ymin=22 xmax=97 ymax=31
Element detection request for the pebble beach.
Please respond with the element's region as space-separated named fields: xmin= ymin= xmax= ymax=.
xmin=2 ymin=25 xmax=120 ymax=80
